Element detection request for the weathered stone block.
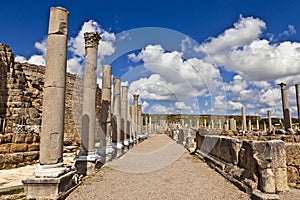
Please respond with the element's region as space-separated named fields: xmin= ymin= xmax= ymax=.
xmin=13 ymin=134 xmax=26 ymax=143
xmin=0 ymin=143 xmax=11 ymax=153
xmin=4 ymin=153 xmax=24 ymax=165
xmin=274 ymin=167 xmax=289 ymax=192
xmin=24 ymin=151 xmax=39 ymax=162
xmin=0 ymin=134 xmax=12 ymax=143
xmin=253 ymin=140 xmax=286 ymax=170
xmin=25 ymin=134 xmax=33 ymax=143
xmin=287 ymin=166 xmax=299 ymax=184
xmin=33 ymin=134 xmax=40 ymax=142
xmin=238 ymin=141 xmax=258 ymax=175
xmin=219 ymin=137 xmax=242 ymax=165
xmin=260 ymin=168 xmax=276 ymax=194
xmin=285 ymin=143 xmax=300 ymax=166
xmin=28 ymin=143 xmax=40 ymax=151
xmin=10 ymin=143 xmax=28 ymax=152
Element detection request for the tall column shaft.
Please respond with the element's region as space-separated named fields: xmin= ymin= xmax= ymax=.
xmin=129 ymin=106 xmax=133 ymax=141
xmin=138 ymin=105 xmax=142 ymax=135
xmin=149 ymin=116 xmax=152 ymax=134
xmin=242 ymin=106 xmax=247 ymax=131
xmin=145 ymin=116 xmax=148 ymax=134
xmin=279 ymin=82 xmax=292 ymax=130
xmin=133 ymin=94 xmax=139 ymax=138
xmin=296 ymin=84 xmax=300 ymax=127
xmin=121 ymin=86 xmax=128 ymax=142
xmin=40 ymin=7 xmax=69 ymax=165
xmin=100 ymin=65 xmax=112 ymax=144
xmin=81 ymin=32 xmax=101 ymax=153
xmin=112 ymin=78 xmax=121 ymax=143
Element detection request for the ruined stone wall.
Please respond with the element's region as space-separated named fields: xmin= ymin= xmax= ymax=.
xmin=0 ymin=133 xmax=40 ymax=169
xmin=195 ymin=134 xmax=289 ymax=196
xmin=0 ymin=43 xmax=102 ymax=169
xmin=285 ymin=143 xmax=300 ymax=188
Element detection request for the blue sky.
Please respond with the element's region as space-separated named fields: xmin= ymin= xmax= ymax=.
xmin=1 ymin=0 xmax=300 ymax=118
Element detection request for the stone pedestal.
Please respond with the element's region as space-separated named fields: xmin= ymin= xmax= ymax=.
xmin=23 ymin=171 xmax=76 ymax=200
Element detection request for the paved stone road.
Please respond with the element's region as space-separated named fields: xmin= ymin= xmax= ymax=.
xmin=67 ymin=134 xmax=251 ymax=200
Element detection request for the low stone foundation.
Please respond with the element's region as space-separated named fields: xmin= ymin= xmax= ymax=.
xmin=195 ymin=133 xmax=290 ymax=199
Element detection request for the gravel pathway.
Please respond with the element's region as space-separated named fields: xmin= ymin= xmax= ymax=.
xmin=67 ymin=134 xmax=250 ymax=200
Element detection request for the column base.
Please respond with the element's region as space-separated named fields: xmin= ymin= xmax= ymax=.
xmin=75 ymin=151 xmax=102 ymax=176
xmin=23 ymin=170 xmax=76 ymax=200
xmin=75 ymin=151 xmax=100 ymax=162
xmin=111 ymin=143 xmax=124 ymax=159
xmin=34 ymin=163 xmax=71 ymax=178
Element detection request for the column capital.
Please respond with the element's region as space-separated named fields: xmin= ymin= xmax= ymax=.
xmin=278 ymin=82 xmax=287 ymax=89
xmin=84 ymin=32 xmax=101 ymax=48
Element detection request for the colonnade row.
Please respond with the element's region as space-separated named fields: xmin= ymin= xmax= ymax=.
xmin=23 ymin=7 xmax=147 ymax=199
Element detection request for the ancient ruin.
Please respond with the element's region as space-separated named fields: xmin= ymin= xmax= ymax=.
xmin=0 ymin=4 xmax=300 ymax=200
xmin=22 ymin=7 xmax=76 ymax=199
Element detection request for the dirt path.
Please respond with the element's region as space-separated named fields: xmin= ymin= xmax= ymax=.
xmin=67 ymin=134 xmax=250 ymax=200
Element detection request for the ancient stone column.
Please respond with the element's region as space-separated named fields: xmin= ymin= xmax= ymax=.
xmin=121 ymin=86 xmax=128 ymax=145
xmin=241 ymin=106 xmax=247 ymax=131
xmin=80 ymin=32 xmax=101 ymax=159
xmin=112 ymin=78 xmax=121 ymax=146
xmin=268 ymin=110 xmax=272 ymax=131
xmin=133 ymin=94 xmax=139 ymax=140
xmin=149 ymin=116 xmax=152 ymax=134
xmin=138 ymin=105 xmax=142 ymax=135
xmin=218 ymin=119 xmax=222 ymax=130
xmin=196 ymin=119 xmax=199 ymax=129
xmin=256 ymin=119 xmax=259 ymax=130
xmin=100 ymin=65 xmax=112 ymax=145
xmin=204 ymin=119 xmax=207 ymax=128
xmin=229 ymin=118 xmax=235 ymax=131
xmin=39 ymin=7 xmax=69 ymax=167
xmin=211 ymin=119 xmax=214 ymax=129
xmin=145 ymin=116 xmax=148 ymax=134
xmin=278 ymin=82 xmax=292 ymax=131
xmin=248 ymin=120 xmax=252 ymax=131
xmin=295 ymin=84 xmax=300 ymax=128
xmin=111 ymin=78 xmax=123 ymax=157
xmin=129 ymin=106 xmax=133 ymax=142
xmin=225 ymin=119 xmax=229 ymax=131
xmin=23 ymin=7 xmax=75 ymax=199
xmin=264 ymin=122 xmax=267 ymax=133
xmin=234 ymin=119 xmax=237 ymax=131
